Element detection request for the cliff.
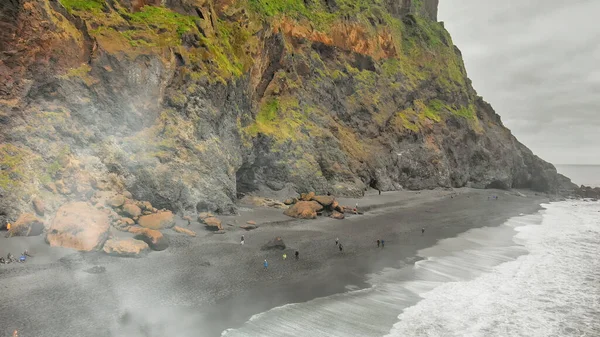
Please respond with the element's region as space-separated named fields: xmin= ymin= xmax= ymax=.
xmin=0 ymin=0 xmax=575 ymax=221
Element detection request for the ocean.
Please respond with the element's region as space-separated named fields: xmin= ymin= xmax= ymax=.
xmin=222 ymin=166 xmax=600 ymax=337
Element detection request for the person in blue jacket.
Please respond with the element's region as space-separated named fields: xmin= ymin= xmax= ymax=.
xmin=263 ymin=259 xmax=268 ymax=270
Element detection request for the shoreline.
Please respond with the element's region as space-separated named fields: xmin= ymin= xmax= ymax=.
xmin=0 ymin=188 xmax=547 ymax=337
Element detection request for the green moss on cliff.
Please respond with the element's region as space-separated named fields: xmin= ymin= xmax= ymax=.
xmin=59 ymin=0 xmax=104 ymax=13
xmin=0 ymin=144 xmax=27 ymax=189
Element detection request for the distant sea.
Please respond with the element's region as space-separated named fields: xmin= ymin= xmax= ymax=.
xmin=555 ymin=164 xmax=600 ymax=187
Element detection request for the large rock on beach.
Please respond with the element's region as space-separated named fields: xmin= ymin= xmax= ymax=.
xmin=5 ymin=213 xmax=45 ymax=238
xmin=107 ymin=194 xmax=126 ymax=208
xmin=130 ymin=227 xmax=169 ymax=251
xmin=283 ymin=201 xmax=323 ymax=219
xmin=103 ymin=238 xmax=149 ymax=257
xmin=312 ymin=195 xmax=335 ymax=207
xmin=137 ymin=211 xmax=175 ymax=230
xmin=202 ymin=217 xmax=223 ymax=230
xmin=198 ymin=212 xmax=214 ymax=220
xmin=123 ymin=203 xmax=142 ymax=218
xmin=46 ymin=202 xmax=110 ymax=251
xmin=138 ymin=201 xmax=153 ymax=211
xmin=261 ymin=237 xmax=286 ymax=250
xmin=301 ymin=192 xmax=316 ymax=201
xmin=330 ymin=211 xmax=345 ymax=219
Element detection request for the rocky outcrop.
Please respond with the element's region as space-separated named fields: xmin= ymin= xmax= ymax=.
xmin=130 ymin=227 xmax=169 ymax=251
xmin=0 ymin=0 xmax=577 ymax=223
xmin=46 ymin=202 xmax=110 ymax=251
xmin=574 ymin=185 xmax=600 ymax=199
xmin=261 ymin=237 xmax=286 ymax=251
xmin=103 ymin=238 xmax=150 ymax=257
xmin=5 ymin=213 xmax=44 ymax=238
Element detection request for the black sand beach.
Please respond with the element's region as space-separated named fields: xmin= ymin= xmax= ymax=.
xmin=0 ymin=188 xmax=546 ymax=337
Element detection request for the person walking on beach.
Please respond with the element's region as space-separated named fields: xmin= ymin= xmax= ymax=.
xmin=421 ymin=228 xmax=425 ymax=235
xmin=381 ymin=240 xmax=385 ymax=248
xmin=263 ymin=259 xmax=268 ymax=270
xmin=283 ymin=253 xmax=287 ymax=260
xmin=295 ymin=250 xmax=299 ymax=260
xmin=377 ymin=239 xmax=380 ymax=248
xmin=241 ymin=235 xmax=245 ymax=245
xmin=339 ymin=244 xmax=343 ymax=253
xmin=335 ymin=237 xmax=339 ymax=246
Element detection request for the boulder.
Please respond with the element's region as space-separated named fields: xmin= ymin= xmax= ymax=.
xmin=240 ymin=224 xmax=258 ymax=230
xmin=266 ymin=180 xmax=285 ymax=191
xmin=103 ymin=238 xmax=149 ymax=257
xmin=32 ymin=197 xmax=45 ymax=216
xmin=246 ymin=220 xmax=257 ymax=225
xmin=313 ymin=195 xmax=335 ymax=207
xmin=137 ymin=211 xmax=175 ymax=230
xmin=130 ymin=227 xmax=169 ymax=251
xmin=139 ymin=201 xmax=153 ymax=211
xmin=5 ymin=213 xmax=45 ymax=238
xmin=283 ymin=201 xmax=323 ymax=219
xmin=182 ymin=215 xmax=193 ymax=225
xmin=283 ymin=199 xmax=294 ymax=205
xmin=173 ymin=226 xmax=196 ymax=237
xmin=113 ymin=217 xmax=135 ymax=232
xmin=203 ymin=217 xmax=223 ymax=231
xmin=330 ymin=211 xmax=345 ymax=220
xmin=46 ymin=202 xmax=111 ymax=251
xmin=107 ymin=194 xmax=126 ymax=208
xmin=261 ymin=237 xmax=286 ymax=251
xmin=301 ymin=192 xmax=315 ymax=201
xmin=122 ymin=203 xmax=142 ymax=218
xmin=198 ymin=212 xmax=214 ymax=220
xmin=122 ymin=191 xmax=133 ymax=199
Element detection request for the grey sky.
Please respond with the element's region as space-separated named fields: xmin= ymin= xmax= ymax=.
xmin=438 ymin=0 xmax=600 ymax=165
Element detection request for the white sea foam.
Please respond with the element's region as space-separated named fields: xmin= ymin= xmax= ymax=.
xmin=222 ymin=201 xmax=600 ymax=337
xmin=386 ymin=201 xmax=600 ymax=337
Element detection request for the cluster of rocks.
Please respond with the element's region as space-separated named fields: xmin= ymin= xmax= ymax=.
xmin=573 ymin=185 xmax=600 ymax=200
xmin=283 ymin=192 xmax=346 ymax=220
xmin=3 ymin=190 xmax=188 ymax=258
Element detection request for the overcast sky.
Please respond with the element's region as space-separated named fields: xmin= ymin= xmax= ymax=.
xmin=438 ymin=0 xmax=600 ymax=165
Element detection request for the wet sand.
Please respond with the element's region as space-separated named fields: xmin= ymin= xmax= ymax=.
xmin=0 ymin=188 xmax=547 ymax=337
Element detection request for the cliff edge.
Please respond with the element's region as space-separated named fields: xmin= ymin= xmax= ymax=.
xmin=0 ymin=0 xmax=576 ymax=221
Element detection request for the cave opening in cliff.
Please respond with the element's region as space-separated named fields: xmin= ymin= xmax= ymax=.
xmin=235 ymin=165 xmax=258 ymax=199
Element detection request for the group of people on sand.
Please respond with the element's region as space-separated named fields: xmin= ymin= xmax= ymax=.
xmin=0 ymin=250 xmax=32 ymax=265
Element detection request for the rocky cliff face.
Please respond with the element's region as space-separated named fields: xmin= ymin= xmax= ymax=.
xmin=0 ymin=0 xmax=575 ymax=222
